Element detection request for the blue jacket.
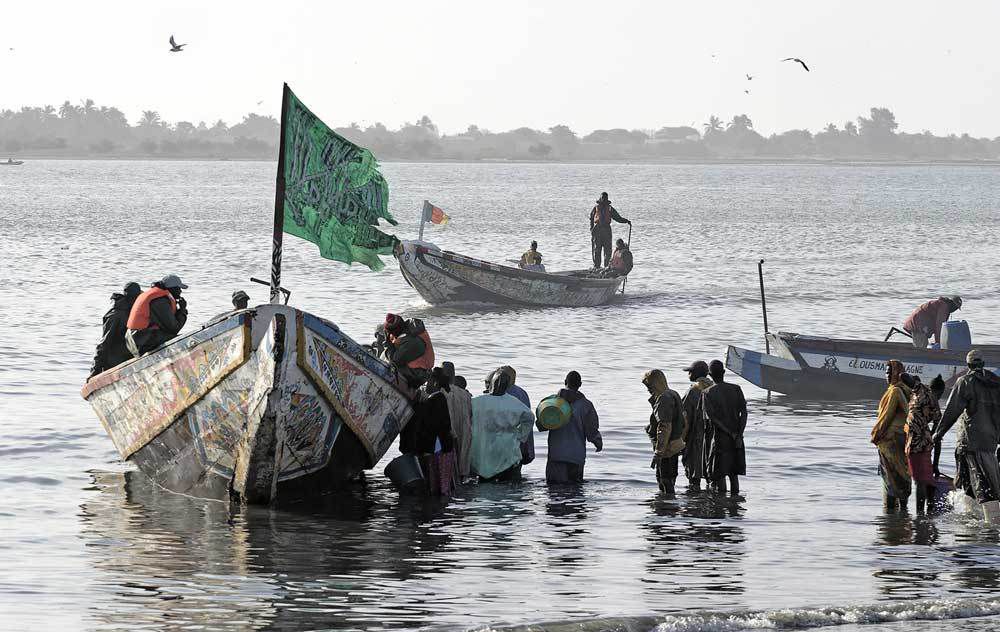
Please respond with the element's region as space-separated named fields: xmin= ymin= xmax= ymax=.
xmin=538 ymin=388 xmax=603 ymax=466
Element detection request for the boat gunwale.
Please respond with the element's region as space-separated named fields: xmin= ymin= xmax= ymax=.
xmin=415 ymin=244 xmax=624 ymax=288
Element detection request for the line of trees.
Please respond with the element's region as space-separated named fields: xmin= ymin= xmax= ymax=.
xmin=2 ymin=100 xmax=999 ymax=161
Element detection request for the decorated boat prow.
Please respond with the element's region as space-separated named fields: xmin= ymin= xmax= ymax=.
xmin=727 ymin=324 xmax=1000 ymax=400
xmin=82 ymin=84 xmax=416 ymax=503
xmin=81 ymin=305 xmax=411 ymax=503
xmin=396 ymin=240 xmax=624 ymax=307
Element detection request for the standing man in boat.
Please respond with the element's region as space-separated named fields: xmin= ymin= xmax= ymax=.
xmin=379 ymin=313 xmax=435 ymax=390
xmin=702 ymin=360 xmax=748 ymax=495
xmin=933 ymin=349 xmax=1000 ymax=524
xmin=681 ymin=360 xmax=713 ymax=490
xmin=124 ymin=274 xmax=189 ymax=357
xmin=89 ymin=281 xmax=142 ymax=378
xmin=903 ymin=296 xmax=962 ymax=348
xmin=589 ymin=192 xmax=630 ymax=269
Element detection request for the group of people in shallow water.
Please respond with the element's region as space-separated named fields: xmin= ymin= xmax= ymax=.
xmin=873 ymin=349 xmax=1000 ymax=521
xmin=373 ymin=310 xmax=750 ymax=497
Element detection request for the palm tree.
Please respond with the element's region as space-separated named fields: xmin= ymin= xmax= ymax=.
xmin=139 ymin=110 xmax=162 ymax=128
xmin=727 ymin=114 xmax=753 ymax=132
xmin=703 ymin=115 xmax=723 ymax=135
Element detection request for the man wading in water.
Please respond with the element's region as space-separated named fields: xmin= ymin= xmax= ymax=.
xmin=702 ymin=360 xmax=748 ymax=495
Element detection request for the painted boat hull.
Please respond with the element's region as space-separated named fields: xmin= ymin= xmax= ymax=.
xmin=81 ymin=305 xmax=412 ymax=504
xmin=396 ymin=240 xmax=624 ymax=307
xmin=727 ymin=331 xmax=1000 ymax=400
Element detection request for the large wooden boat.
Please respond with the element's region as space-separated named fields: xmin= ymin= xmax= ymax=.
xmin=81 ymin=305 xmax=412 ymax=503
xmin=396 ymin=240 xmax=624 ymax=307
xmin=727 ymin=330 xmax=1000 ymax=400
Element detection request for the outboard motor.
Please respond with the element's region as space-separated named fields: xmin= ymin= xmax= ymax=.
xmin=941 ymin=320 xmax=972 ymax=352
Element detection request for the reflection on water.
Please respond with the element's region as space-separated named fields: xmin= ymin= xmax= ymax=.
xmin=9 ymin=161 xmax=1000 ymax=629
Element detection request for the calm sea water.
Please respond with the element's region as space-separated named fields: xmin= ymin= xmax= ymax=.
xmin=2 ymin=160 xmax=1000 ymax=631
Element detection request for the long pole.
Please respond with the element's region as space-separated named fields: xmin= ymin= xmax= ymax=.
xmin=621 ymin=222 xmax=632 ymax=294
xmin=418 ymin=200 xmax=427 ymax=242
xmin=270 ymin=83 xmax=291 ymax=305
xmin=758 ymin=259 xmax=770 ymax=354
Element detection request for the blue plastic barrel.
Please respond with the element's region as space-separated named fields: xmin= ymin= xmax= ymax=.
xmin=941 ymin=320 xmax=972 ymax=351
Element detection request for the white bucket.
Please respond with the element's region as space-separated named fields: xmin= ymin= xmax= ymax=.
xmin=982 ymin=500 xmax=1000 ymax=525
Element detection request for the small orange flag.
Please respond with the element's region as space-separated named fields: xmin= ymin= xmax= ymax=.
xmin=422 ymin=200 xmax=450 ymax=225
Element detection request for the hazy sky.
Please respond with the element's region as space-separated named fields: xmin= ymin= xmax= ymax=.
xmin=3 ymin=1 xmax=999 ymax=136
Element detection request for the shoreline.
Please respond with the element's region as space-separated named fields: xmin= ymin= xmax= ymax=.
xmin=6 ymin=155 xmax=1000 ymax=167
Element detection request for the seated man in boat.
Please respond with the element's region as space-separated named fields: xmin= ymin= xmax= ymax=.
xmin=378 ymin=313 xmax=435 ymax=389
xmin=124 ymin=274 xmax=189 ymax=357
xmin=606 ymin=238 xmax=633 ymax=277
xmin=903 ymin=296 xmax=962 ymax=348
xmin=518 ymin=241 xmax=545 ymax=272
xmin=232 ymin=290 xmax=250 ymax=310
xmin=89 ymin=281 xmax=142 ymax=378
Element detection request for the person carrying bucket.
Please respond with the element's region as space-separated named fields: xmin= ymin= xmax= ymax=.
xmin=536 ymin=371 xmax=603 ymax=484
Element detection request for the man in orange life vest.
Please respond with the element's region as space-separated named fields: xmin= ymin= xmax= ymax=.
xmin=379 ymin=313 xmax=435 ymax=389
xmin=125 ymin=274 xmax=189 ymax=358
xmin=590 ymin=192 xmax=630 ymax=268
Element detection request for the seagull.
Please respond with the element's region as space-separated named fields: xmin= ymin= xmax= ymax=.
xmin=169 ymin=35 xmax=186 ymax=53
xmin=744 ymin=90 xmax=750 ymax=95
xmin=782 ymin=57 xmax=809 ymax=72
xmin=256 ymin=100 xmax=264 ymax=106
xmin=746 ymin=74 xmax=753 ymax=80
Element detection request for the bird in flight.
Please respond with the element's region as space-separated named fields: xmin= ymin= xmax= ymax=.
xmin=744 ymin=89 xmax=750 ymax=95
xmin=169 ymin=35 xmax=186 ymax=53
xmin=256 ymin=100 xmax=264 ymax=106
xmin=746 ymin=74 xmax=753 ymax=80
xmin=782 ymin=57 xmax=809 ymax=72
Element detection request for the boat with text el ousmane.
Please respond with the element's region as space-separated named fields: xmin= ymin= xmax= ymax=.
xmin=81 ymin=84 xmax=412 ymax=504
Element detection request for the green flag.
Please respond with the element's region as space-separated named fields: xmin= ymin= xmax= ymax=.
xmin=280 ymin=86 xmax=398 ymax=271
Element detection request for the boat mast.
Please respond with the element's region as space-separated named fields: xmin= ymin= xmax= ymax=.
xmin=418 ymin=200 xmax=428 ymax=241
xmin=269 ymin=83 xmax=291 ymax=304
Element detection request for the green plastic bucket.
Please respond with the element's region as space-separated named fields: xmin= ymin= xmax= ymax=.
xmin=536 ymin=395 xmax=572 ymax=430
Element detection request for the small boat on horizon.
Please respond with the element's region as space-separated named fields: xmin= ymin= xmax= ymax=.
xmin=726 ymin=322 xmax=998 ymax=400
xmin=396 ymin=240 xmax=625 ymax=307
xmin=3 ymin=158 xmax=23 ymax=166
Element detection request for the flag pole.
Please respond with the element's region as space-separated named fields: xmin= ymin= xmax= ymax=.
xmin=270 ymin=83 xmax=291 ymax=304
xmin=418 ymin=200 xmax=427 ymax=241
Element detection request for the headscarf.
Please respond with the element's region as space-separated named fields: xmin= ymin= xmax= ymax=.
xmin=886 ymin=359 xmax=905 ymax=385
xmin=498 ymin=365 xmax=517 ymax=385
xmin=642 ymin=369 xmax=668 ymax=398
xmin=489 ymin=370 xmax=512 ymax=396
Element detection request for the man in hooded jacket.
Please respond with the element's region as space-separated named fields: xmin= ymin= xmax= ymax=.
xmin=538 ymin=370 xmax=603 ymax=484
xmin=933 ymin=349 xmax=1000 ymax=522
xmin=89 ymin=282 xmax=142 ymax=377
xmin=643 ymin=369 xmax=684 ymax=493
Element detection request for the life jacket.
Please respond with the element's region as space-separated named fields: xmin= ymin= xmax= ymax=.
xmin=389 ymin=321 xmax=435 ymax=371
xmin=592 ymin=203 xmax=612 ymax=227
xmin=127 ymin=287 xmax=176 ymax=331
